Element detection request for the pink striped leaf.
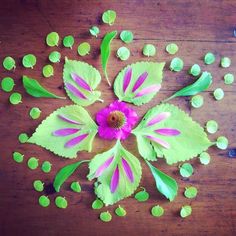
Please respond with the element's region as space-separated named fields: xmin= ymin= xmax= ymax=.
xmin=146 ymin=135 xmax=170 ymax=149
xmin=110 ymin=165 xmax=120 ymax=193
xmin=65 ymin=133 xmax=88 ymax=148
xmin=57 ymin=114 xmax=81 ymax=125
xmin=65 ymin=82 xmax=87 ymax=99
xmin=71 ymin=72 xmax=92 ymax=91
xmin=123 ymin=67 xmax=132 ymax=93
xmin=134 ymin=84 xmax=161 ymax=98
xmin=52 ymin=128 xmax=80 ymax=136
xmin=132 ymin=71 xmax=148 ymax=93
xmin=147 ymin=112 xmax=171 ymax=126
xmin=94 ymin=156 xmax=114 ymax=178
xmin=155 ymin=128 xmax=180 ymax=136
xmin=122 ymin=158 xmax=134 ymax=182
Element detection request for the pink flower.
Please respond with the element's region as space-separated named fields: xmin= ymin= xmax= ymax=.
xmin=96 ymin=100 xmax=138 ymax=140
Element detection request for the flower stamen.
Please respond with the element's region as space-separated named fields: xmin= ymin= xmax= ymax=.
xmin=107 ymin=111 xmax=125 ymax=129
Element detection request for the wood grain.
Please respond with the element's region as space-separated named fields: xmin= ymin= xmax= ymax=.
xmin=0 ymin=0 xmax=236 ymax=235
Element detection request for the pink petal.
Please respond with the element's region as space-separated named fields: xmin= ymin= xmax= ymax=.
xmin=52 ymin=128 xmax=80 ymax=136
xmin=146 ymin=135 xmax=170 ymax=149
xmin=65 ymin=82 xmax=87 ymax=99
xmin=155 ymin=128 xmax=180 ymax=136
xmin=147 ymin=112 xmax=171 ymax=127
xmin=94 ymin=156 xmax=114 ymax=178
xmin=58 ymin=114 xmax=81 ymax=125
xmin=65 ymin=133 xmax=88 ymax=148
xmin=122 ymin=158 xmax=134 ymax=183
xmin=134 ymin=84 xmax=161 ymax=98
xmin=123 ymin=67 xmax=132 ymax=93
xmin=71 ymin=73 xmax=92 ymax=91
xmin=110 ymin=165 xmax=120 ymax=193
xmin=132 ymin=71 xmax=148 ymax=93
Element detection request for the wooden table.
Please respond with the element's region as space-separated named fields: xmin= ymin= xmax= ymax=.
xmin=0 ymin=0 xmax=236 ymax=235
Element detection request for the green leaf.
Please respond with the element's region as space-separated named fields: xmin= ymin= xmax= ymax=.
xmin=100 ymin=31 xmax=117 ymax=86
xmin=120 ymin=30 xmax=133 ymax=44
xmin=117 ymin=46 xmax=130 ymax=61
xmin=63 ymin=58 xmax=102 ymax=106
xmin=42 ymin=65 xmax=54 ymax=78
xmin=184 ymin=186 xmax=198 ymax=198
xmin=102 ymin=10 xmax=116 ymax=25
xmin=146 ymin=161 xmax=178 ymax=201
xmin=22 ymin=54 xmax=37 ymax=68
xmin=180 ymin=205 xmax=192 ymax=218
xmin=9 ymin=92 xmax=22 ymax=105
xmin=132 ymin=103 xmax=212 ymax=164
xmin=46 ymin=32 xmax=60 ymax=47
xmin=89 ymin=26 xmax=100 ymax=37
xmin=163 ymin=71 xmax=212 ymax=102
xmin=87 ymin=140 xmax=142 ymax=206
xmin=27 ymin=105 xmax=98 ymax=158
xmin=49 ymin=51 xmax=61 ymax=63
xmin=22 ymin=75 xmax=65 ymax=99
xmin=142 ymin=44 xmax=156 ymax=57
xmin=2 ymin=56 xmax=16 ymax=70
xmin=1 ymin=77 xmax=15 ymax=92
xmin=179 ymin=163 xmax=194 ymax=178
xmin=169 ymin=57 xmax=184 ymax=72
xmin=63 ymin=35 xmax=74 ymax=49
xmin=53 ymin=160 xmax=89 ymax=192
xmin=213 ymin=88 xmax=224 ymax=100
xmin=77 ymin=42 xmax=91 ymax=56
xmin=113 ymin=61 xmax=165 ymax=106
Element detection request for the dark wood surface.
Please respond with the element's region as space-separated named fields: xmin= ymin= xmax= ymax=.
xmin=0 ymin=0 xmax=236 ymax=235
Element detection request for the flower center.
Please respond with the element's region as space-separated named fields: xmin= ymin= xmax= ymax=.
xmin=107 ymin=111 xmax=126 ymax=129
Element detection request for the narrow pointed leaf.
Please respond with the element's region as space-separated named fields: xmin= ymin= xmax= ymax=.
xmin=22 ymin=75 xmax=65 ymax=99
xmin=53 ymin=160 xmax=89 ymax=192
xmin=132 ymin=72 xmax=148 ymax=92
xmin=58 ymin=114 xmax=81 ymax=125
xmin=71 ymin=72 xmax=92 ymax=91
xmin=65 ymin=82 xmax=87 ymax=99
xmin=163 ymin=72 xmax=212 ymax=102
xmin=146 ymin=135 xmax=170 ymax=149
xmin=122 ymin=158 xmax=134 ymax=182
xmin=123 ymin=67 xmax=132 ymax=93
xmin=100 ymin=31 xmax=117 ymax=86
xmin=155 ymin=128 xmax=181 ymax=136
xmin=53 ymin=128 xmax=80 ymax=136
xmin=146 ymin=161 xmax=178 ymax=201
xmin=147 ymin=112 xmax=170 ymax=126
xmin=110 ymin=166 xmax=120 ymax=193
xmin=135 ymin=84 xmax=161 ymax=98
xmin=65 ymin=133 xmax=88 ymax=148
xmin=95 ymin=156 xmax=114 ymax=178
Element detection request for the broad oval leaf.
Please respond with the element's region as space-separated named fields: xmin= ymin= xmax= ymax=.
xmin=63 ymin=58 xmax=102 ymax=106
xmin=114 ymin=61 xmax=165 ymax=106
xmin=87 ymin=140 xmax=142 ymax=206
xmin=132 ymin=103 xmax=212 ymax=164
xmin=27 ymin=105 xmax=98 ymax=158
xmin=146 ymin=161 xmax=178 ymax=201
xmin=53 ymin=160 xmax=89 ymax=192
xmin=22 ymin=75 xmax=65 ymax=99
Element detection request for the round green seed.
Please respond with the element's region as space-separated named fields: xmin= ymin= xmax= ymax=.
xmin=115 ymin=205 xmax=127 ymax=217
xmin=142 ymin=44 xmax=156 ymax=57
xmin=89 ymin=26 xmax=100 ymax=37
xmin=41 ymin=161 xmax=52 ymax=173
xmin=224 ymin=73 xmax=234 ymax=85
xmin=189 ymin=64 xmax=201 ymax=76
xmin=22 ymin=54 xmax=37 ymax=68
xmin=33 ymin=180 xmax=44 ymax=192
xmin=170 ymin=57 xmax=184 ymax=72
xmin=55 ymin=196 xmax=68 ymax=209
xmin=213 ymin=88 xmax=224 ymax=100
xmin=166 ymin=43 xmax=178 ymax=55
xmin=9 ymin=92 xmax=22 ymax=105
xmin=29 ymin=107 xmax=41 ymax=119
xmin=18 ymin=133 xmax=29 ymax=143
xmin=42 ymin=64 xmax=54 ymax=78
xmin=39 ymin=195 xmax=50 ymax=207
xmin=1 ymin=77 xmax=15 ymax=92
xmin=179 ymin=163 xmax=194 ymax=178
xmin=63 ymin=35 xmax=75 ymax=49
xmin=184 ymin=186 xmax=198 ymax=199
xmin=77 ymin=42 xmax=91 ymax=56
xmin=204 ymin=52 xmax=215 ymax=65
xmin=134 ymin=188 xmax=149 ymax=202
xmin=199 ymin=152 xmax=211 ymax=165
xmin=151 ymin=205 xmax=164 ymax=217
xmin=100 ymin=211 xmax=112 ymax=222
xmin=70 ymin=181 xmax=81 ymax=193
xmin=120 ymin=30 xmax=133 ymax=44
xmin=27 ymin=157 xmax=39 ymax=170
xmin=206 ymin=120 xmax=218 ymax=134
xmin=216 ymin=136 xmax=228 ymax=150
xmin=12 ymin=151 xmax=24 ymax=163
xmin=49 ymin=51 xmax=61 ymax=63
xmin=180 ymin=205 xmax=192 ymax=218
xmin=46 ymin=32 xmax=60 ymax=47
xmin=3 ymin=56 xmax=16 ymax=70
xmin=221 ymin=57 xmax=231 ymax=68
xmin=117 ymin=46 xmax=130 ymax=61
xmin=191 ymin=95 xmax=204 ymax=108
xmin=92 ymin=199 xmax=104 ymax=209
